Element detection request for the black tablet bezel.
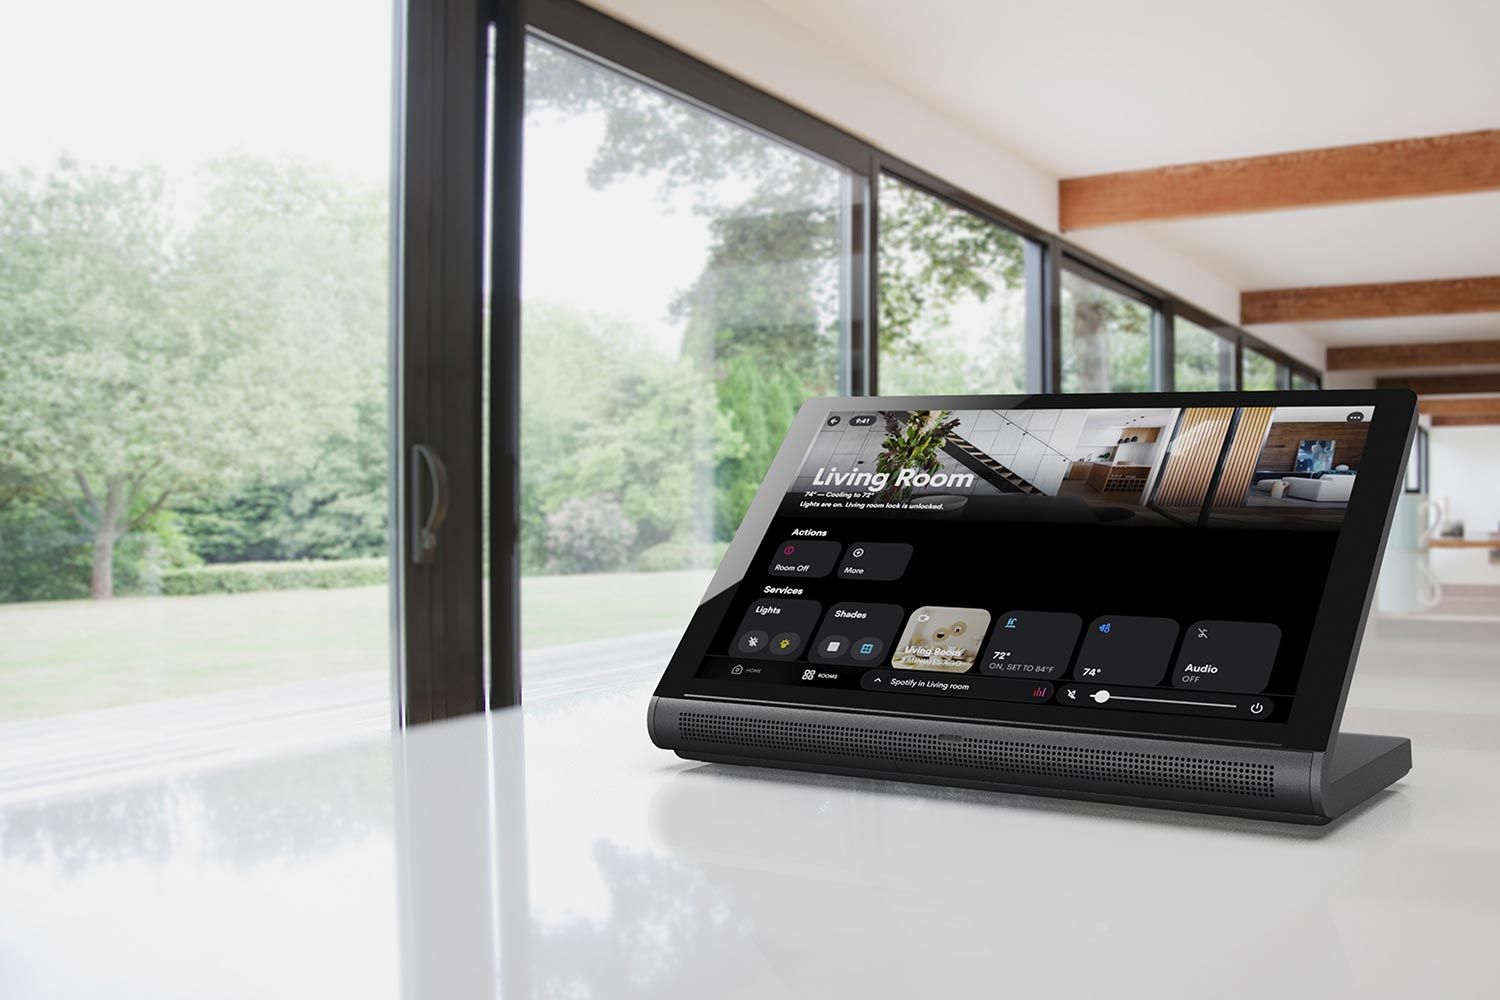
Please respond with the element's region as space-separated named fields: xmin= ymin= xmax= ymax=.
xmin=652 ymin=390 xmax=1417 ymax=752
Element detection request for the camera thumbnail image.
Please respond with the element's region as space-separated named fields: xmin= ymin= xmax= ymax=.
xmin=890 ymin=607 xmax=991 ymax=673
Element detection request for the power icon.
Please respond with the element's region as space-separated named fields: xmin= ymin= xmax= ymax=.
xmin=1250 ymin=701 xmax=1266 ymax=716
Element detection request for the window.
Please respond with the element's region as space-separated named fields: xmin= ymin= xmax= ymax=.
xmin=876 ymin=175 xmax=1029 ymax=394
xmin=487 ymin=1 xmax=1331 ymax=704
xmin=1242 ymin=345 xmax=1280 ymax=390
xmin=1173 ymin=317 xmax=1235 ymax=390
xmin=0 ymin=1 xmax=393 ymax=761
xmin=518 ymin=39 xmax=851 ymax=674
xmin=1292 ymin=370 xmax=1319 ymax=390
xmin=1060 ymin=268 xmax=1154 ymax=392
xmin=1405 ymin=427 xmax=1429 ymax=493
xmin=2 ymin=0 xmax=1333 ymax=737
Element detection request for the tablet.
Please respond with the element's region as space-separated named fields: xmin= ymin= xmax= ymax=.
xmin=652 ymin=391 xmax=1416 ymax=753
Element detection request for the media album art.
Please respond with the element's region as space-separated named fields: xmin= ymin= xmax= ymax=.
xmin=890 ymin=606 xmax=990 ymax=673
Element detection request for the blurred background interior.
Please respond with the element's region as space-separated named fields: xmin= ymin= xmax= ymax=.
xmin=4 ymin=3 xmax=1500 ymax=996
xmin=0 ymin=0 xmax=1495 ymax=803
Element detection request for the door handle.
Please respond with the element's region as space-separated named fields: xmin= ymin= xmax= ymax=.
xmin=410 ymin=444 xmax=449 ymax=565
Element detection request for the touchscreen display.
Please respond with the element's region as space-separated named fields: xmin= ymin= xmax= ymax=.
xmin=681 ymin=401 xmax=1391 ymax=743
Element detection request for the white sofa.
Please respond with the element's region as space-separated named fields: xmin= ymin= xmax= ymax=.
xmin=1281 ymin=474 xmax=1356 ymax=502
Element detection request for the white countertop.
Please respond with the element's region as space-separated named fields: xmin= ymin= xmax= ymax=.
xmin=3 ymin=616 xmax=1498 ymax=999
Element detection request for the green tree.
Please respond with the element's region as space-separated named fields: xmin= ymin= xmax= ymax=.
xmin=0 ymin=495 xmax=94 ymax=601
xmin=875 ymin=409 xmax=960 ymax=502
xmin=170 ymin=159 xmax=388 ymax=565
xmin=1174 ymin=318 xmax=1233 ymax=390
xmin=876 ymin=175 xmax=1026 ymax=390
xmin=712 ymin=356 xmax=807 ymax=539
xmin=523 ymin=40 xmax=1032 ymax=544
xmin=526 ymin=40 xmax=1021 ymax=364
xmin=173 ymin=394 xmax=386 ymax=564
xmin=0 ymin=158 xmax=387 ymax=598
xmin=2 ymin=162 xmax=211 ymax=598
xmin=1060 ymin=274 xmax=1152 ymax=392
xmin=519 ymin=303 xmax=726 ymax=571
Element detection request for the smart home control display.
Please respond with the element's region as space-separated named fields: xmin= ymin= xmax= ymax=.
xmin=662 ymin=395 xmax=1410 ymax=749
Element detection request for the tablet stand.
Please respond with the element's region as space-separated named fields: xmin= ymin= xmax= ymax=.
xmin=649 ymin=697 xmax=1410 ymax=825
xmin=1314 ymin=731 xmax=1412 ymax=821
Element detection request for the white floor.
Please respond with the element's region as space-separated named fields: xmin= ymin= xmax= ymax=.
xmin=0 ymin=616 xmax=1496 ymax=998
xmin=0 ymin=630 xmax=683 ymax=806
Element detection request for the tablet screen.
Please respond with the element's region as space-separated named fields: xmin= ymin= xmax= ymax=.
xmin=658 ymin=394 xmax=1413 ymax=751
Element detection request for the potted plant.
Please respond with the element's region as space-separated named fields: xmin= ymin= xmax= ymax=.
xmin=876 ymin=409 xmax=960 ymax=502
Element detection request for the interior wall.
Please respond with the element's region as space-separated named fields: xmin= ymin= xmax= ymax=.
xmin=583 ymin=0 xmax=1325 ymax=372
xmin=1154 ymin=407 xmax=1233 ymax=507
xmin=1427 ymin=425 xmax=1500 ymax=585
xmin=1212 ymin=406 xmax=1274 ymax=507
xmin=1257 ymin=422 xmax=1369 ymax=472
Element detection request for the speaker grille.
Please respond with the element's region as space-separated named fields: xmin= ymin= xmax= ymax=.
xmin=679 ymin=712 xmax=1275 ymax=799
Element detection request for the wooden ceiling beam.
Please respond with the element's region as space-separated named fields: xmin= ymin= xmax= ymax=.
xmin=1326 ymin=339 xmax=1500 ymax=371
xmin=1418 ymin=396 xmax=1500 ymax=419
xmin=1243 ymin=276 xmax=1500 ymax=325
xmin=1377 ymin=373 xmax=1500 ymax=394
xmin=1059 ymin=129 xmax=1500 ymax=230
xmin=1432 ymin=415 xmax=1500 ymax=427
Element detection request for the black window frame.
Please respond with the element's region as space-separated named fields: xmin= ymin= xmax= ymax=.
xmin=397 ymin=0 xmax=491 ymax=723
xmin=1405 ymin=426 xmax=1429 ymax=494
xmin=1055 ymin=252 xmax=1165 ymax=392
xmin=868 ymin=164 xmax=1050 ymax=395
xmin=463 ymin=0 xmax=1328 ymax=712
xmin=1240 ymin=340 xmax=1285 ymax=392
xmin=1171 ymin=304 xmax=1238 ymax=391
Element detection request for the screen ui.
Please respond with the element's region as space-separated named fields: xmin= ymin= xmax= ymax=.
xmin=650 ymin=393 xmax=1416 ymax=825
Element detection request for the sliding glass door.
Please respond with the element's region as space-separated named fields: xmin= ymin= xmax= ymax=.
xmin=516 ymin=38 xmax=856 ymax=691
xmin=0 ymin=0 xmax=399 ymax=789
xmin=488 ymin=0 xmax=1333 ymax=706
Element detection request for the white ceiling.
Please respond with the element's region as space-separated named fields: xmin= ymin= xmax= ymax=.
xmin=755 ymin=0 xmax=1500 ymax=363
xmin=1299 ymin=313 xmax=1500 ymax=349
xmin=1138 ymin=194 xmax=1500 ymax=295
xmin=1079 ymin=408 xmax=1176 ymax=437
xmin=756 ymin=0 xmax=1500 ymax=176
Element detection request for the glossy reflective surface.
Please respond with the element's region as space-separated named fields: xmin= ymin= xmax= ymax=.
xmin=3 ymin=618 xmax=1497 ymax=998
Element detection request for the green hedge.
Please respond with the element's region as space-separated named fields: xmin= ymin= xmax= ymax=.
xmin=161 ymin=557 xmax=389 ymax=596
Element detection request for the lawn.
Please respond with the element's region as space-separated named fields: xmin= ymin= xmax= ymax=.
xmin=0 ymin=569 xmax=712 ymax=721
xmin=519 ymin=568 xmax=711 ymax=648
